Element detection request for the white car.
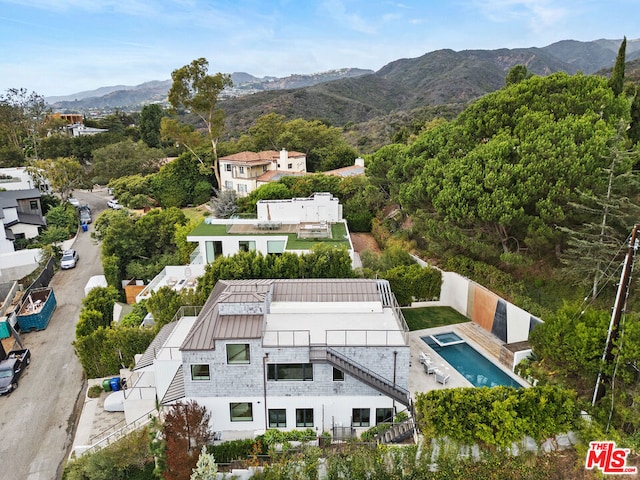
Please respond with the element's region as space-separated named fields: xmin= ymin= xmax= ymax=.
xmin=69 ymin=198 xmax=80 ymax=208
xmin=107 ymin=199 xmax=123 ymax=209
xmin=60 ymin=249 xmax=79 ymax=269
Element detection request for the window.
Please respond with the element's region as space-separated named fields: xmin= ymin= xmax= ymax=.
xmin=376 ymin=408 xmax=394 ymax=425
xmin=267 ymin=240 xmax=285 ymax=254
xmin=267 ymin=363 xmax=313 ymax=381
xmin=352 ymin=408 xmax=370 ymax=427
xmin=262 ymin=166 xmax=268 ymax=173
xmin=29 ymin=200 xmax=38 ymax=210
xmin=269 ymin=409 xmax=286 ymax=428
xmin=237 ymin=184 xmax=247 ymax=194
xmin=239 ymin=166 xmax=245 ymax=174
xmin=226 ymin=344 xmax=250 ymax=364
xmin=296 ymin=408 xmax=314 ymax=427
xmin=230 ymin=402 xmax=253 ymax=422
xmin=225 ymin=164 xmax=232 ymax=171
xmin=287 ymin=163 xmax=292 ymax=169
xmin=205 ymin=241 xmax=223 ymax=263
xmin=333 ymin=368 xmax=344 ymax=381
xmin=224 ymin=180 xmax=233 ymax=190
xmin=191 ymin=364 xmax=210 ymax=381
xmin=238 ymin=240 xmax=255 ymax=252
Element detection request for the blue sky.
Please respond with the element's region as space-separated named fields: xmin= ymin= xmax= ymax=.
xmin=0 ymin=0 xmax=637 ymax=97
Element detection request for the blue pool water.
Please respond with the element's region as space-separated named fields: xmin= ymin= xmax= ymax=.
xmin=421 ymin=334 xmax=522 ymax=388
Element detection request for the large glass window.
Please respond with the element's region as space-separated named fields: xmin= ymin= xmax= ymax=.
xmin=269 ymin=409 xmax=286 ymax=428
xmin=226 ymin=344 xmax=250 ymax=364
xmin=230 ymin=402 xmax=253 ymax=422
xmin=267 ymin=240 xmax=285 ymax=254
xmin=376 ymin=408 xmax=394 ymax=425
xmin=296 ymin=408 xmax=314 ymax=427
xmin=352 ymin=408 xmax=370 ymax=427
xmin=238 ymin=240 xmax=255 ymax=252
xmin=191 ymin=364 xmax=210 ymax=381
xmin=267 ymin=363 xmax=313 ymax=381
xmin=333 ymin=368 xmax=344 ymax=381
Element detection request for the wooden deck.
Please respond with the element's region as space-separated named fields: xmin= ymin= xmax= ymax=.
xmin=454 ymin=322 xmax=505 ymax=360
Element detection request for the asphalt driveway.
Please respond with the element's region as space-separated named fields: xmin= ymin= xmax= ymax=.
xmin=0 ymin=189 xmax=107 ymax=480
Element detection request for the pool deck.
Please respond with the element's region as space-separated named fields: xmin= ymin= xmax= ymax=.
xmin=407 ymin=322 xmax=529 ymax=399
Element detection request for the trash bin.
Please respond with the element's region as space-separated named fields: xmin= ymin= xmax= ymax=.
xmin=102 ymin=378 xmax=112 ymax=392
xmin=81 ymin=223 xmax=88 ymax=232
xmin=109 ymin=377 xmax=121 ymax=392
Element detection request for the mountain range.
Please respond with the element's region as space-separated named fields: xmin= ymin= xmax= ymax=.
xmin=47 ymin=38 xmax=640 ymax=150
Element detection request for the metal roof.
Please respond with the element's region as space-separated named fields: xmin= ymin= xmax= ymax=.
xmin=161 ymin=365 xmax=185 ymax=405
xmin=272 ymin=279 xmax=380 ymax=303
xmin=180 ymin=279 xmax=386 ymax=351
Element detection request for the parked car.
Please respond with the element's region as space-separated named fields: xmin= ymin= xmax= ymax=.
xmin=107 ymin=199 xmax=123 ymax=209
xmin=0 ymin=349 xmax=31 ymax=395
xmin=79 ymin=209 xmax=92 ymax=224
xmin=68 ymin=198 xmax=80 ymax=208
xmin=61 ymin=249 xmax=79 ymax=269
xmin=79 ymin=204 xmax=91 ymax=213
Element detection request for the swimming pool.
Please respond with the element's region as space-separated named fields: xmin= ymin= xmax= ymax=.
xmin=421 ymin=334 xmax=522 ymax=388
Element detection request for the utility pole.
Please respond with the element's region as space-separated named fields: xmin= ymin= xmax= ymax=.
xmin=592 ymin=224 xmax=640 ymax=406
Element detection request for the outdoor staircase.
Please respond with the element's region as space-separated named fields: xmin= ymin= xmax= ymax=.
xmin=309 ymin=345 xmax=411 ymax=407
xmin=376 ymin=417 xmax=416 ymax=444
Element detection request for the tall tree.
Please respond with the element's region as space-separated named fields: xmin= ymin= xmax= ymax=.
xmin=559 ymin=124 xmax=640 ymax=299
xmin=162 ymin=400 xmax=213 ymax=480
xmin=168 ymin=58 xmax=232 ymax=189
xmin=27 ymin=157 xmax=84 ymax=201
xmin=629 ymin=85 xmax=640 ymax=145
xmin=139 ymin=104 xmax=164 ymax=148
xmin=0 ymin=88 xmax=48 ymax=158
xmin=608 ymin=36 xmax=627 ymax=96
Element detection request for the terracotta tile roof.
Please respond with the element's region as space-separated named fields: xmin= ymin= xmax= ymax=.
xmin=220 ymin=150 xmax=306 ymax=164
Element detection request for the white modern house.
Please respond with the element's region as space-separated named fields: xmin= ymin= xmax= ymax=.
xmin=0 ymin=167 xmax=52 ymax=193
xmin=123 ymin=278 xmax=411 ymax=440
xmin=187 ymin=193 xmax=355 ymax=266
xmin=219 ymin=149 xmax=307 ymax=197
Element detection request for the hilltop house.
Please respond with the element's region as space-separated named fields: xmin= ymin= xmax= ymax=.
xmin=219 ymin=149 xmax=307 ymax=197
xmin=186 ymin=193 xmax=355 ymax=267
xmin=123 ymin=278 xmax=411 ymax=440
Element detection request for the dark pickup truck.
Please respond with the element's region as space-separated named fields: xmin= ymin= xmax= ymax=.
xmin=0 ymin=349 xmax=30 ymax=395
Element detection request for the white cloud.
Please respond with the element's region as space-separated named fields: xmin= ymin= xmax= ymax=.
xmin=470 ymin=0 xmax=570 ymax=30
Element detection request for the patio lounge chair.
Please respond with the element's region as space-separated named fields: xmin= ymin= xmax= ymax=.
xmin=434 ymin=369 xmax=450 ymax=385
xmin=419 ymin=352 xmax=430 ymax=366
xmin=423 ymin=359 xmax=437 ymax=374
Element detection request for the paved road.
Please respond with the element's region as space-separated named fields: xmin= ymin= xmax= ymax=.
xmin=0 ymin=190 xmax=109 ymax=480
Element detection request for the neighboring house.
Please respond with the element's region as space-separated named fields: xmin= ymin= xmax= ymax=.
xmin=219 ymin=149 xmax=307 ymax=197
xmin=0 ymin=189 xmax=46 ymax=242
xmin=187 ymin=193 xmax=354 ymax=266
xmin=68 ymin=123 xmax=108 ymax=137
xmin=0 ymin=167 xmax=52 ymax=194
xmin=123 ymin=278 xmax=411 ymax=440
xmin=324 ymin=157 xmax=366 ymax=178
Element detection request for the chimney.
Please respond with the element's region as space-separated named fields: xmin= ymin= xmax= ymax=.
xmin=280 ymin=148 xmax=288 ymax=163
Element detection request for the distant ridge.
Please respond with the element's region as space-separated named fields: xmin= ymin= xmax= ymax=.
xmin=46 ymin=68 xmax=374 ymax=109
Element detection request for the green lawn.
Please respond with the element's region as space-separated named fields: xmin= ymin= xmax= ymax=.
xmin=401 ymin=306 xmax=469 ymax=331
